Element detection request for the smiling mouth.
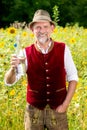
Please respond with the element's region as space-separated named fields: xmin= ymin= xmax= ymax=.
xmin=39 ymin=34 xmax=46 ymax=37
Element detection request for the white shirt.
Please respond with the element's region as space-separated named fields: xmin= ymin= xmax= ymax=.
xmin=5 ymin=44 xmax=78 ymax=86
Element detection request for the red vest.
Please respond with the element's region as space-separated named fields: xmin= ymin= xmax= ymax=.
xmin=25 ymin=42 xmax=67 ymax=110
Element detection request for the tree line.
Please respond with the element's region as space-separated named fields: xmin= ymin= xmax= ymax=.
xmin=0 ymin=0 xmax=87 ymax=28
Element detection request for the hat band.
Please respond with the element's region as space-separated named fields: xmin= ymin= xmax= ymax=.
xmin=33 ymin=15 xmax=52 ymax=22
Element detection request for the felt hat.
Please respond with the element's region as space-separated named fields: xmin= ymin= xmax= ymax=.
xmin=29 ymin=9 xmax=56 ymax=29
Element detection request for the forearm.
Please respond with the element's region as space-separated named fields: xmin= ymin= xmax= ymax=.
xmin=56 ymin=80 xmax=77 ymax=113
xmin=5 ymin=67 xmax=16 ymax=84
xmin=63 ymin=80 xmax=77 ymax=107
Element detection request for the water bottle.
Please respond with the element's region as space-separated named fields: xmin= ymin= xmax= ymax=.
xmin=14 ymin=35 xmax=26 ymax=75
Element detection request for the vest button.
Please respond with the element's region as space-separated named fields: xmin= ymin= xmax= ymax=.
xmin=45 ymin=69 xmax=49 ymax=72
xmin=47 ymin=92 xmax=50 ymax=94
xmin=46 ymin=77 xmax=50 ymax=79
xmin=45 ymin=62 xmax=48 ymax=65
xmin=46 ymin=84 xmax=50 ymax=87
xmin=47 ymin=99 xmax=50 ymax=102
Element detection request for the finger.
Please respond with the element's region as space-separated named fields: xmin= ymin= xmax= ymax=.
xmin=10 ymin=61 xmax=17 ymax=68
xmin=10 ymin=61 xmax=17 ymax=67
xmin=19 ymin=57 xmax=26 ymax=63
xmin=11 ymin=54 xmax=17 ymax=58
xmin=11 ymin=65 xmax=17 ymax=69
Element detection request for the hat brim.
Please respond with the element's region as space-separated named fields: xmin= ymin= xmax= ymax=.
xmin=29 ymin=20 xmax=56 ymax=29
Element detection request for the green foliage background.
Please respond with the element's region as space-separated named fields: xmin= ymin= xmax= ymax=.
xmin=0 ymin=0 xmax=87 ymax=27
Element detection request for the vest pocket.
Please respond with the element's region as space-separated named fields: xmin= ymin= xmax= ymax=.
xmin=56 ymin=87 xmax=66 ymax=93
xmin=28 ymin=89 xmax=38 ymax=93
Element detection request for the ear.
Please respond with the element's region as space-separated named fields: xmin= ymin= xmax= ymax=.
xmin=51 ymin=25 xmax=55 ymax=31
xmin=30 ymin=27 xmax=34 ymax=33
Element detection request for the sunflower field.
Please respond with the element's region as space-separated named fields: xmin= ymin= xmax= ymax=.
xmin=0 ymin=23 xmax=87 ymax=130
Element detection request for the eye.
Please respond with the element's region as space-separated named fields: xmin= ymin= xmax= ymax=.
xmin=34 ymin=26 xmax=41 ymax=30
xmin=44 ymin=26 xmax=48 ymax=29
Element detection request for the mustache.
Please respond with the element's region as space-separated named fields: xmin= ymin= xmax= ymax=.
xmin=38 ymin=32 xmax=47 ymax=36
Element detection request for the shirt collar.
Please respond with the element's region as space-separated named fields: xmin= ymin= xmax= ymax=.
xmin=36 ymin=41 xmax=52 ymax=54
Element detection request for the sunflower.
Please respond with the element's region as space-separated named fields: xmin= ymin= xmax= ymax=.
xmin=69 ymin=37 xmax=76 ymax=44
xmin=0 ymin=41 xmax=5 ymax=48
xmin=7 ymin=27 xmax=17 ymax=34
xmin=22 ymin=31 xmax=28 ymax=37
xmin=9 ymin=89 xmax=15 ymax=96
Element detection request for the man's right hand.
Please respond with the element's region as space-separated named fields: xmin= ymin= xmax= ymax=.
xmin=10 ymin=54 xmax=26 ymax=69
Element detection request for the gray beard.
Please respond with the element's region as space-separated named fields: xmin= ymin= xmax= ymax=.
xmin=37 ymin=33 xmax=49 ymax=45
xmin=38 ymin=37 xmax=48 ymax=44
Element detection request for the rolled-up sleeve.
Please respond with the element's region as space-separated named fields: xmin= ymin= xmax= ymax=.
xmin=64 ymin=45 xmax=78 ymax=82
xmin=4 ymin=64 xmax=23 ymax=86
xmin=5 ymin=49 xmax=27 ymax=86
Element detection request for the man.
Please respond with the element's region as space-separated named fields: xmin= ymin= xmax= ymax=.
xmin=5 ymin=9 xmax=78 ymax=130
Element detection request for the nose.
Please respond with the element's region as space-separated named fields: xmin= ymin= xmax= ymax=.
xmin=39 ymin=27 xmax=46 ymax=34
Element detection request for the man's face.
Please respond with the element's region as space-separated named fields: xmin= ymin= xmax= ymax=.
xmin=32 ymin=21 xmax=54 ymax=44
